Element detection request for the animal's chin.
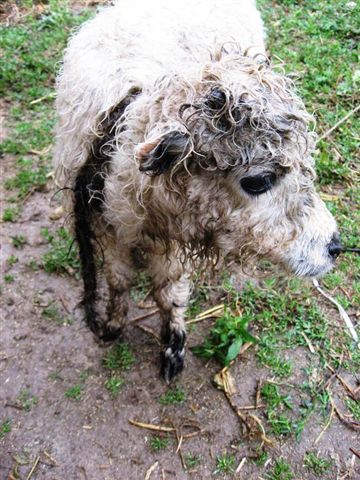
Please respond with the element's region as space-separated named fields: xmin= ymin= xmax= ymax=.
xmin=291 ymin=260 xmax=334 ymax=278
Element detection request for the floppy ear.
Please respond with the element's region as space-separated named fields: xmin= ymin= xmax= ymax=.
xmin=137 ymin=131 xmax=191 ymax=176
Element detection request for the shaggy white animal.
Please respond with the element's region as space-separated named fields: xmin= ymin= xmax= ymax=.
xmin=54 ymin=0 xmax=340 ymax=381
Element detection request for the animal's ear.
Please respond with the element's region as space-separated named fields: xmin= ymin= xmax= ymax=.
xmin=137 ymin=131 xmax=191 ymax=176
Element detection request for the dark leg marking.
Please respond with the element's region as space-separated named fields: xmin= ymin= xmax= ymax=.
xmin=73 ymin=89 xmax=140 ymax=340
xmin=160 ymin=320 xmax=186 ymax=383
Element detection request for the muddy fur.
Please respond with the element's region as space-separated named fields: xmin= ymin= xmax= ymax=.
xmin=54 ymin=0 xmax=338 ymax=381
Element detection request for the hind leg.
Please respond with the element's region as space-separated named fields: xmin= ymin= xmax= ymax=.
xmin=101 ymin=241 xmax=136 ymax=341
xmin=150 ymin=254 xmax=190 ymax=383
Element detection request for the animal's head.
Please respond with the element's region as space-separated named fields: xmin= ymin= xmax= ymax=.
xmin=136 ymin=52 xmax=340 ymax=277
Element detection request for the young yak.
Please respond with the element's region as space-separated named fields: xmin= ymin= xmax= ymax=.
xmin=54 ymin=0 xmax=341 ymax=382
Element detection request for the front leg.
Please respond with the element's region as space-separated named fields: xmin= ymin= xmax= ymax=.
xmin=151 ymin=256 xmax=190 ymax=383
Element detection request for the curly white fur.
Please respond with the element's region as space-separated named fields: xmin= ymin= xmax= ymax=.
xmin=53 ymin=0 xmax=338 ymax=381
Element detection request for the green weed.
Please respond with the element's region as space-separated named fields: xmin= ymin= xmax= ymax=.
xmin=149 ymin=435 xmax=170 ymax=452
xmin=7 ymin=255 xmax=18 ymax=266
xmin=2 ymin=207 xmax=19 ymax=222
xmin=17 ymin=390 xmax=38 ymax=411
xmin=345 ymin=398 xmax=360 ymax=421
xmin=64 ymin=384 xmax=83 ymax=401
xmin=191 ymin=308 xmax=256 ymax=366
xmin=185 ymin=453 xmax=201 ymax=469
xmin=0 ymin=419 xmax=12 ymax=439
xmin=102 ymin=342 xmax=135 ymax=371
xmin=215 ymin=454 xmax=235 ymax=475
xmin=4 ymin=274 xmax=15 ymax=283
xmin=159 ymin=386 xmax=186 ymax=405
xmin=304 ymin=452 xmax=333 ymax=476
xmin=105 ymin=376 xmax=124 ymax=397
xmin=42 ymin=227 xmax=80 ymax=274
xmin=266 ymin=459 xmax=294 ymax=480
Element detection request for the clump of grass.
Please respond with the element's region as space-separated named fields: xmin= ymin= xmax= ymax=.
xmin=149 ymin=435 xmax=170 ymax=452
xmin=7 ymin=255 xmax=18 ymax=266
xmin=12 ymin=234 xmax=27 ymax=248
xmin=0 ymin=419 xmax=12 ymax=439
xmin=345 ymin=397 xmax=360 ymax=421
xmin=266 ymin=459 xmax=294 ymax=480
xmin=191 ymin=308 xmax=256 ymax=366
xmin=304 ymin=452 xmax=333 ymax=476
xmin=102 ymin=342 xmax=135 ymax=371
xmin=2 ymin=207 xmax=19 ymax=222
xmin=215 ymin=454 xmax=236 ymax=475
xmin=64 ymin=384 xmax=83 ymax=401
xmin=42 ymin=303 xmax=71 ymax=325
xmin=185 ymin=453 xmax=201 ymax=469
xmin=17 ymin=390 xmax=38 ymax=411
xmin=159 ymin=386 xmax=186 ymax=405
xmin=105 ymin=376 xmax=124 ymax=397
xmin=41 ymin=227 xmax=79 ymax=274
xmin=4 ymin=274 xmax=15 ymax=283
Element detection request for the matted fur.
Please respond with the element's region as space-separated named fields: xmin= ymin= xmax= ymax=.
xmin=54 ymin=0 xmax=338 ymax=381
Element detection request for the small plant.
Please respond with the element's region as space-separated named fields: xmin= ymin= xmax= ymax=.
xmin=18 ymin=390 xmax=38 ymax=412
xmin=215 ymin=453 xmax=235 ymax=474
xmin=7 ymin=255 xmax=18 ymax=266
xmin=64 ymin=384 xmax=82 ymax=400
xmin=105 ymin=376 xmax=124 ymax=397
xmin=12 ymin=235 xmax=27 ymax=249
xmin=102 ymin=342 xmax=135 ymax=371
xmin=253 ymin=449 xmax=269 ymax=466
xmin=149 ymin=435 xmax=170 ymax=452
xmin=304 ymin=452 xmax=333 ymax=476
xmin=42 ymin=304 xmax=63 ymax=324
xmin=185 ymin=453 xmax=201 ymax=469
xmin=42 ymin=227 xmax=80 ymax=274
xmin=345 ymin=397 xmax=360 ymax=421
xmin=4 ymin=274 xmax=14 ymax=283
xmin=159 ymin=386 xmax=186 ymax=405
xmin=2 ymin=207 xmax=19 ymax=222
xmin=266 ymin=459 xmax=293 ymax=480
xmin=191 ymin=309 xmax=256 ymax=366
xmin=0 ymin=419 xmax=12 ymax=439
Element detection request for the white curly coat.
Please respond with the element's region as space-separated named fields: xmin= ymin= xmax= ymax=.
xmin=54 ymin=0 xmax=338 ymax=381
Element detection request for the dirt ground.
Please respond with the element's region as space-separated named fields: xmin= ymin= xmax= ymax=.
xmin=1 ymin=4 xmax=360 ymax=480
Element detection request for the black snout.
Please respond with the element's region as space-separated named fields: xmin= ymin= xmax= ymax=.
xmin=328 ymin=235 xmax=342 ymax=260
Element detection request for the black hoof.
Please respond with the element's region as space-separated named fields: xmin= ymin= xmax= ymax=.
xmin=99 ymin=325 xmax=122 ymax=342
xmin=160 ymin=330 xmax=186 ymax=383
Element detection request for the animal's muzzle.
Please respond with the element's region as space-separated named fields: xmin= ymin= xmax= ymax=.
xmin=327 ymin=234 xmax=342 ymax=260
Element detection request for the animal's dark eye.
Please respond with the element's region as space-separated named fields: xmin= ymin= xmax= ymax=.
xmin=240 ymin=172 xmax=276 ymax=196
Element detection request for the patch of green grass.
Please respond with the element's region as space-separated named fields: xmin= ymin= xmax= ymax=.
xmin=0 ymin=1 xmax=93 ymax=202
xmin=0 ymin=419 xmax=12 ymax=439
xmin=105 ymin=376 xmax=124 ymax=397
xmin=253 ymin=449 xmax=269 ymax=466
xmin=191 ymin=308 xmax=256 ymax=366
xmin=266 ymin=459 xmax=294 ymax=480
xmin=41 ymin=227 xmax=80 ymax=274
xmin=17 ymin=390 xmax=38 ymax=412
xmin=185 ymin=453 xmax=201 ymax=469
xmin=345 ymin=398 xmax=360 ymax=421
xmin=12 ymin=234 xmax=27 ymax=248
xmin=149 ymin=435 xmax=170 ymax=452
xmin=42 ymin=303 xmax=69 ymax=325
xmin=64 ymin=384 xmax=83 ymax=401
xmin=4 ymin=274 xmax=15 ymax=283
xmin=159 ymin=386 xmax=186 ymax=405
xmin=102 ymin=342 xmax=135 ymax=371
xmin=2 ymin=207 xmax=19 ymax=222
xmin=304 ymin=452 xmax=333 ymax=476
xmin=215 ymin=454 xmax=236 ymax=475
xmin=7 ymin=255 xmax=18 ymax=266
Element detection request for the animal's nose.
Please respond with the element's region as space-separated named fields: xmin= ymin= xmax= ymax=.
xmin=328 ymin=235 xmax=342 ymax=260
